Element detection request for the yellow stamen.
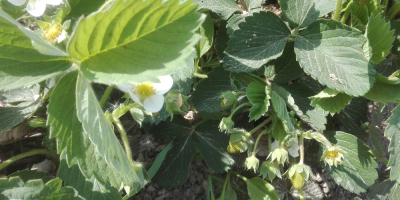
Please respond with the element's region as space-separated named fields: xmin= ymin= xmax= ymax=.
xmin=134 ymin=83 xmax=155 ymax=102
xmin=43 ymin=24 xmax=63 ymax=41
xmin=325 ymin=149 xmax=340 ymax=159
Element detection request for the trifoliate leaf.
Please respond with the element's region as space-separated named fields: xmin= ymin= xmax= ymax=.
xmin=364 ymin=74 xmax=400 ymax=104
xmin=192 ymin=66 xmax=233 ymax=112
xmin=385 ymin=104 xmax=400 ymax=183
xmin=194 ymin=0 xmax=242 ymax=20
xmin=324 ymin=131 xmax=378 ymax=194
xmin=368 ymin=179 xmax=400 ymax=200
xmin=310 ymin=88 xmax=352 ymax=114
xmin=68 ymin=0 xmax=204 ymax=85
xmin=365 ymin=14 xmax=394 ymax=65
xmin=223 ymin=11 xmax=291 ymax=72
xmin=294 ymin=19 xmax=376 ymax=96
xmin=265 ymin=42 xmax=304 ymax=84
xmin=0 ymin=11 xmax=71 ymax=91
xmin=246 ymin=82 xmax=270 ymax=121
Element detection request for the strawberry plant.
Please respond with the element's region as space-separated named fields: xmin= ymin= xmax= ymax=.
xmin=1 ymin=0 xmax=400 ymax=199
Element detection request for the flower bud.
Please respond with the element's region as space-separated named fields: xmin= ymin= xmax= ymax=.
xmin=245 ymin=154 xmax=259 ymax=173
xmin=219 ymin=91 xmax=237 ymax=109
xmin=260 ymin=161 xmax=281 ymax=181
xmin=219 ymin=117 xmax=234 ymax=133
xmin=287 ymin=164 xmax=312 ymax=190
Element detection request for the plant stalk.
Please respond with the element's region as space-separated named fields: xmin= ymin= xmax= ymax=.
xmin=388 ymin=2 xmax=400 ymax=21
xmin=369 ymin=149 xmax=389 ymax=165
xmin=0 ymin=149 xmax=52 ymax=172
xmin=299 ymin=134 xmax=305 ymax=165
xmin=298 ymin=188 xmax=306 ymax=200
xmin=229 ymin=102 xmax=252 ymax=118
xmin=99 ymin=85 xmax=114 ymax=108
xmin=253 ymin=129 xmax=269 ymax=155
xmin=249 ymin=117 xmax=272 ymax=135
xmin=333 ymin=0 xmax=343 ymax=21
xmin=112 ymin=117 xmax=135 ymax=165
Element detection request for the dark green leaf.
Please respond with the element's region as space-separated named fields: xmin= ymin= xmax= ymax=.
xmin=8 ymin=170 xmax=53 ymax=184
xmin=385 ymin=104 xmax=400 ymax=182
xmin=195 ymin=121 xmax=237 ymax=172
xmin=375 ymin=53 xmax=400 ymax=77
xmin=364 ymin=74 xmax=400 ymax=104
xmin=147 ymin=115 xmax=192 ymax=139
xmin=324 ymin=131 xmax=378 ymax=194
xmin=338 ymin=97 xmax=368 ymax=137
xmin=272 ymin=117 xmax=287 ymax=141
xmin=0 ymin=98 xmax=40 ymax=132
xmin=147 ymin=143 xmax=172 ymax=180
xmin=246 ymin=177 xmax=279 ymax=200
xmin=368 ymin=179 xmax=400 ymax=200
xmin=294 ymin=19 xmax=376 ymax=96
xmin=223 ymin=11 xmax=291 ymax=72
xmin=194 ymin=0 xmax=242 ymax=20
xmin=216 ymin=20 xmax=229 ymax=59
xmin=310 ymin=88 xmax=352 ymax=114
xmin=153 ymin=135 xmax=196 ymax=187
xmin=280 ymin=0 xmax=321 ymax=28
xmin=271 ymin=86 xmax=295 ymax=133
xmin=192 ymin=66 xmax=232 ymax=112
xmin=197 ymin=12 xmax=214 ymax=58
xmin=246 ymin=82 xmax=269 ymax=121
xmin=230 ymin=72 xmax=266 ymax=89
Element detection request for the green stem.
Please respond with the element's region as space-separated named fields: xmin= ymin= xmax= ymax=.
xmin=99 ymin=85 xmax=114 ymax=109
xmin=253 ymin=129 xmax=269 ymax=154
xmin=219 ymin=172 xmax=231 ymax=200
xmin=0 ymin=149 xmax=51 ymax=171
xmin=194 ymin=73 xmax=208 ymax=79
xmin=340 ymin=8 xmax=350 ymax=24
xmin=249 ymin=117 xmax=272 ymax=135
xmin=229 ymin=102 xmax=252 ymax=118
xmin=383 ymin=0 xmax=389 ymax=14
xmin=112 ymin=117 xmax=135 ymax=165
xmin=333 ymin=0 xmax=343 ymax=21
xmin=231 ymin=171 xmax=247 ymax=182
xmin=369 ymin=149 xmax=389 ymax=165
xmin=388 ymin=2 xmax=400 ymax=21
xmin=268 ymin=132 xmax=272 ymax=152
xmin=99 ymin=0 xmax=115 ymax=11
xmin=298 ymin=188 xmax=306 ymax=200
xmin=309 ymin=132 xmax=333 ymax=148
xmin=299 ymin=134 xmax=305 ymax=165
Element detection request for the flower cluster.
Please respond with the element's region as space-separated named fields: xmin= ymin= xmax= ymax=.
xmin=7 ymin=0 xmax=62 ymax=17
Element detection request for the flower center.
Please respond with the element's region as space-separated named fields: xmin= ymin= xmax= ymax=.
xmin=43 ymin=24 xmax=63 ymax=41
xmin=326 ymin=149 xmax=339 ymax=159
xmin=134 ymin=83 xmax=155 ymax=102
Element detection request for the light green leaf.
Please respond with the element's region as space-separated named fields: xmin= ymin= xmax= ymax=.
xmin=8 ymin=170 xmax=54 ymax=184
xmin=365 ymin=14 xmax=394 ymax=65
xmin=192 ymin=66 xmax=232 ymax=112
xmin=58 ymin=159 xmax=121 ymax=200
xmin=195 ymin=120 xmax=237 ymax=172
xmin=0 ymin=177 xmax=81 ymax=200
xmin=324 ymin=131 xmax=378 ymax=194
xmin=364 ymin=74 xmax=400 ymax=104
xmin=68 ymin=0 xmax=204 ymax=85
xmin=271 ymin=86 xmax=295 ymax=133
xmin=280 ymin=0 xmax=321 ymax=29
xmin=194 ymin=0 xmax=242 ymax=20
xmin=294 ymin=19 xmax=376 ymax=96
xmin=368 ymin=179 xmax=400 ymax=200
xmin=130 ymin=107 xmax=145 ymax=126
xmin=153 ymin=135 xmax=196 ymax=187
xmin=338 ymin=97 xmax=368 ymax=137
xmin=246 ymin=82 xmax=269 ymax=121
xmin=223 ymin=11 xmax=291 ymax=72
xmin=0 ymin=14 xmax=71 ymax=91
xmin=276 ymin=83 xmax=327 ymax=131
xmin=310 ymin=88 xmax=352 ymax=114
xmin=265 ymin=42 xmax=304 ymax=84
xmin=349 ymin=1 xmax=369 ymax=31
xmin=76 ymin=73 xmax=145 ymax=187
xmin=197 ymin=12 xmax=214 ymax=58
xmin=385 ymin=104 xmax=400 ymax=182
xmin=67 ymin=0 xmax=107 ymax=19
xmin=246 ymin=177 xmax=279 ymax=200
xmin=272 ymin=117 xmax=287 ymax=141
xmin=147 ymin=143 xmax=172 ymax=180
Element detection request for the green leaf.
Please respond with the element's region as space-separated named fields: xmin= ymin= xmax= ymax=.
xmin=48 ymin=71 xmax=136 ymax=188
xmin=365 ymin=14 xmax=394 ymax=65
xmin=280 ymin=0 xmax=321 ymax=29
xmin=338 ymin=97 xmax=368 ymax=137
xmin=67 ymin=0 xmax=107 ymax=19
xmin=265 ymin=42 xmax=304 ymax=84
xmin=246 ymin=82 xmax=269 ymax=121
xmin=68 ymin=0 xmax=204 ymax=85
xmin=272 ymin=117 xmax=287 ymax=141
xmin=216 ymin=20 xmax=229 ymax=59
xmin=385 ymin=104 xmax=400 ymax=183
xmin=364 ymin=74 xmax=400 ymax=104
xmin=8 ymin=170 xmax=54 ymax=184
xmin=368 ymin=179 xmax=400 ymax=200
xmin=244 ymin=0 xmax=262 ymax=10
xmin=58 ymin=159 xmax=121 ymax=200
xmin=245 ymin=177 xmax=279 ymax=200
xmin=391 ymin=20 xmax=400 ymax=55
xmin=349 ymin=2 xmax=369 ymax=31
xmin=376 ymin=53 xmax=400 ymax=77
xmin=230 ymin=72 xmax=266 ymax=89
xmin=223 ymin=11 xmax=291 ymax=72
xmin=0 ymin=9 xmax=67 ymax=56
xmin=0 ymin=177 xmax=81 ymax=200
xmin=153 ymin=135 xmax=196 ymax=187
xmin=0 ymin=14 xmax=71 ymax=91
xmin=226 ymin=14 xmax=246 ymax=38
xmin=324 ymin=131 xmax=378 ymax=194
xmin=310 ymin=88 xmax=352 ymax=114
xmin=270 ymin=86 xmax=295 ymax=133
xmin=294 ymin=19 xmax=376 ymax=96
xmin=147 ymin=143 xmax=172 ymax=180
xmin=192 ymin=66 xmax=232 ymax=112
xmin=147 ymin=115 xmax=192 ymax=139
xmin=76 ymin=73 xmax=145 ymax=187
xmin=0 ymin=98 xmax=40 ymax=132
xmin=195 ymin=121 xmax=237 ymax=172
xmin=276 ymin=83 xmax=327 ymax=131
xmin=197 ymin=12 xmax=214 ymax=58
xmin=194 ymin=0 xmax=242 ymax=20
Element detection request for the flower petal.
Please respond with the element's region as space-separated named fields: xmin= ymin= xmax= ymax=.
xmin=117 ymin=84 xmax=134 ymax=93
xmin=288 ymin=144 xmax=300 ymax=157
xmin=270 ymin=140 xmax=279 ymax=151
xmin=44 ymin=0 xmax=62 ymax=5
xmin=26 ymin=0 xmax=46 ymax=17
xmin=143 ymin=95 xmax=164 ymax=113
xmin=7 ymin=0 xmax=26 ymax=6
xmin=57 ymin=30 xmax=67 ymax=43
xmin=153 ymin=75 xmax=173 ymax=95
xmin=127 ymin=91 xmax=143 ymax=106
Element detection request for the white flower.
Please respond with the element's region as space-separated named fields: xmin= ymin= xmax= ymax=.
xmin=117 ymin=75 xmax=173 ymax=113
xmin=7 ymin=0 xmax=62 ymax=17
xmin=271 ymin=139 xmax=299 ymax=158
xmin=42 ymin=23 xmax=67 ymax=43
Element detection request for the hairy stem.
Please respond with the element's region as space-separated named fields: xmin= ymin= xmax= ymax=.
xmin=99 ymin=85 xmax=114 ymax=108
xmin=112 ymin=117 xmax=135 ymax=165
xmin=369 ymin=149 xmax=389 ymax=165
xmin=298 ymin=188 xmax=306 ymax=200
xmin=229 ymin=102 xmax=252 ymax=118
xmin=333 ymin=0 xmax=343 ymax=21
xmin=0 ymin=149 xmax=52 ymax=172
xmin=253 ymin=129 xmax=269 ymax=155
xmin=299 ymin=134 xmax=305 ymax=165
xmin=249 ymin=117 xmax=272 ymax=135
xmin=219 ymin=172 xmax=231 ymax=199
